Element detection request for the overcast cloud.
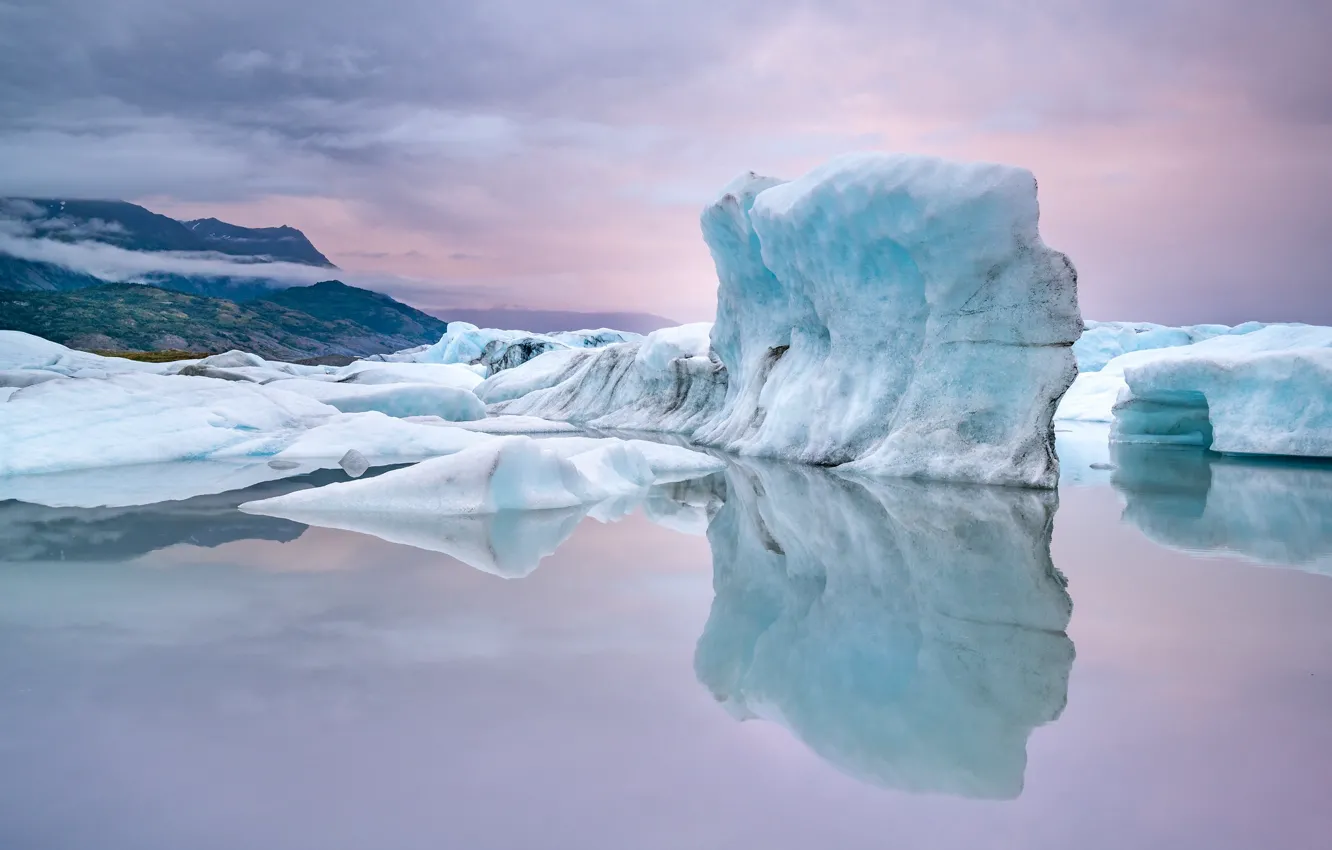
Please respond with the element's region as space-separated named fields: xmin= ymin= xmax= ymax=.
xmin=1 ymin=0 xmax=1328 ymax=322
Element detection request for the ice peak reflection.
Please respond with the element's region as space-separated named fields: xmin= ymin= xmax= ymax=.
xmin=1111 ymin=444 xmax=1332 ymax=573
xmin=695 ymin=461 xmax=1075 ymax=799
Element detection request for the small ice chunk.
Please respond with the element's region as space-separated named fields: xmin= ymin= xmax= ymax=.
xmin=338 ymin=449 xmax=370 ymax=478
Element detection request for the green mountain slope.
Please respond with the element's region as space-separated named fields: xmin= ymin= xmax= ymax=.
xmin=0 ymin=282 xmax=447 ymax=360
xmin=258 ymin=280 xmax=447 ymax=340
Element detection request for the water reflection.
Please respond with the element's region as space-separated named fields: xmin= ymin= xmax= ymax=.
xmin=0 ymin=457 xmax=1075 ymax=801
xmin=1110 ymin=443 xmax=1332 ymax=573
xmin=696 ymin=461 xmax=1075 ymax=799
xmin=0 ymin=470 xmax=368 ymax=561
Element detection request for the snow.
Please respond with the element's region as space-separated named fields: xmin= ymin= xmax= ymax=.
xmin=696 ymin=460 xmax=1073 ymax=797
xmin=493 ymin=153 xmax=1081 ymax=488
xmin=1111 ymin=325 xmax=1332 ymax=457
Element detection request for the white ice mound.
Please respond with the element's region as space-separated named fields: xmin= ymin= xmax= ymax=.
xmin=1074 ymin=320 xmax=1266 ymax=373
xmin=385 ymin=322 xmax=644 ymax=376
xmin=1108 ymin=324 xmax=1332 ymax=456
xmin=0 ymin=331 xmax=180 ymax=378
xmin=263 ymin=380 xmax=485 ymax=421
xmin=241 ymin=435 xmax=724 ymax=519
xmin=243 ymin=437 xmax=595 ymax=516
xmin=0 ymin=373 xmax=336 ymax=476
xmin=487 ymin=325 xmax=728 ymax=434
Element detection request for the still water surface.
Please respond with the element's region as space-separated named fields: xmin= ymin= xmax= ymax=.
xmin=1 ymin=443 xmax=1330 ymax=849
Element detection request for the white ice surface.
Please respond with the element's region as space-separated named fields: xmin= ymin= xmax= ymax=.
xmin=260 ymin=379 xmax=485 ymax=421
xmin=1111 ymin=325 xmax=1332 ymax=457
xmin=242 ymin=434 xmax=723 ymax=520
xmin=447 ymin=415 xmax=582 ymax=435
xmin=1074 ymin=320 xmax=1266 ymax=373
xmin=0 ymin=373 xmax=336 ymax=476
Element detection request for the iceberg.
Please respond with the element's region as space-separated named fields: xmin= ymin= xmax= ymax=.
xmin=261 ymin=379 xmax=485 ymax=421
xmin=382 ymin=322 xmax=643 ymax=376
xmin=1109 ymin=324 xmax=1332 ymax=456
xmin=0 ymin=330 xmax=182 ymax=377
xmin=491 ymin=153 xmax=1082 ymax=488
xmin=0 ymin=373 xmax=336 ymax=476
xmin=1073 ymin=320 xmax=1266 ymax=373
xmin=487 ymin=325 xmax=728 ymax=434
xmin=695 ymin=460 xmax=1074 ymax=798
xmin=244 ymin=437 xmax=595 ymax=516
xmin=241 ymin=435 xmax=723 ymax=519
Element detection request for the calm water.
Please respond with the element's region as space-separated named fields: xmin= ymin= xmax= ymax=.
xmin=1 ymin=442 xmax=1331 ymax=849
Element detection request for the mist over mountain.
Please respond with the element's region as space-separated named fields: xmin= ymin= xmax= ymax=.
xmin=0 ymin=197 xmax=676 ymax=346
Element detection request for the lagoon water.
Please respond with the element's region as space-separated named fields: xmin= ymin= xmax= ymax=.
xmin=1 ymin=438 xmax=1331 ymax=849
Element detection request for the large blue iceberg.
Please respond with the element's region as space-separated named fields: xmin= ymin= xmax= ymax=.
xmin=491 ymin=153 xmax=1083 ymax=488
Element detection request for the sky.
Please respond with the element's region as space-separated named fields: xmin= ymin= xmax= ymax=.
xmin=1 ymin=0 xmax=1329 ymax=324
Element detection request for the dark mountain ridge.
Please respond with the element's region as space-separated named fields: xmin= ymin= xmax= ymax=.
xmin=0 ymin=281 xmax=448 ymax=360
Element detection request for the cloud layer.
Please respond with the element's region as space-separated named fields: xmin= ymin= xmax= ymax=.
xmin=2 ymin=0 xmax=1329 ymax=323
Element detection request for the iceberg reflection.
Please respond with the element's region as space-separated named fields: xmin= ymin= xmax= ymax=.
xmin=0 ymin=469 xmax=379 ymax=562
xmin=1111 ymin=444 xmax=1332 ymax=573
xmin=695 ymin=461 xmax=1075 ymax=799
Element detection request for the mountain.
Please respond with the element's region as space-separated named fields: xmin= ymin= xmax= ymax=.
xmin=0 ymin=282 xmax=447 ymax=360
xmin=442 ymin=307 xmax=677 ymax=335
xmin=0 ymin=197 xmax=334 ymax=296
xmin=182 ymin=218 xmax=333 ymax=266
xmin=258 ymin=280 xmax=446 ymax=341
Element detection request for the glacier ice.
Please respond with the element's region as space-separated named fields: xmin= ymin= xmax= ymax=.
xmin=241 ymin=435 xmax=723 ymax=519
xmin=381 ymin=322 xmax=643 ymax=376
xmin=487 ymin=325 xmax=728 ymax=435
xmin=490 ymin=153 xmax=1082 ymax=488
xmin=1108 ymin=324 xmax=1332 ymax=456
xmin=0 ymin=373 xmax=336 ymax=476
xmin=1073 ymin=320 xmax=1266 ymax=373
xmin=244 ymin=438 xmax=597 ymax=517
xmin=338 ymin=449 xmax=370 ymax=478
xmin=473 ymin=348 xmax=590 ymax=405
xmin=266 ymin=379 xmax=486 ymax=421
xmin=695 ymin=459 xmax=1073 ymax=797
